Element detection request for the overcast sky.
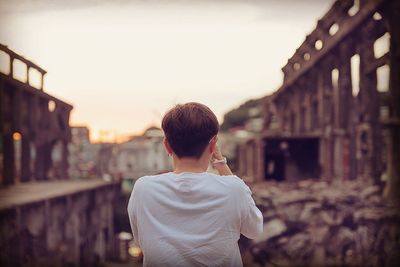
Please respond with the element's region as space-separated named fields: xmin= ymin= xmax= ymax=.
xmin=0 ymin=0 xmax=333 ymax=142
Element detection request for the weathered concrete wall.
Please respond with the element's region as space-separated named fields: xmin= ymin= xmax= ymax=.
xmin=240 ymin=181 xmax=400 ymax=267
xmin=0 ymin=44 xmax=73 ymax=185
xmin=240 ymin=0 xmax=399 ymax=188
xmin=0 ymin=180 xmax=120 ymax=267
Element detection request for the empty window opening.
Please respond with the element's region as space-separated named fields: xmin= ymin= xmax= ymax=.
xmin=351 ymin=54 xmax=360 ymax=96
xmin=29 ymin=142 xmax=36 ymax=179
xmin=303 ymin=53 xmax=311 ymax=61
xmin=0 ymin=51 xmax=10 ymax=75
xmin=332 ymin=68 xmax=340 ymax=126
xmin=48 ymin=100 xmax=56 ymax=112
xmin=348 ymin=0 xmax=359 ymax=16
xmin=374 ymin=32 xmax=390 ymax=59
xmin=377 ymin=64 xmax=390 ymax=92
xmin=329 ymin=23 xmax=339 ymax=35
xmin=264 ymin=138 xmax=320 ymax=181
xmin=315 ymin=40 xmax=323 ymax=50
xmin=28 ymin=68 xmax=42 ymax=89
xmin=332 ymin=68 xmax=339 ymax=91
xmin=373 ymin=12 xmax=382 ymax=20
xmin=51 ymin=141 xmax=63 ymax=163
xmin=12 ymin=59 xmax=27 ymax=83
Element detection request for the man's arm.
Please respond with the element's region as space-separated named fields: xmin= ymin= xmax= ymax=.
xmin=211 ymin=145 xmax=233 ymax=176
xmin=239 ymin=182 xmax=263 ymax=239
xmin=127 ymin=183 xmax=140 ymax=246
xmin=211 ymin=141 xmax=263 ymax=237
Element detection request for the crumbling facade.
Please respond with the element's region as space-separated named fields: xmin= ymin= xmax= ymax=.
xmin=0 ymin=45 xmax=121 ymax=266
xmin=0 ymin=44 xmax=72 ymax=184
xmin=239 ymin=0 xmax=399 ymax=191
xmin=0 ymin=180 xmax=120 ymax=267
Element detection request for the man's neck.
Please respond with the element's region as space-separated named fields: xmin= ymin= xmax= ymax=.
xmin=173 ymin=157 xmax=209 ymax=174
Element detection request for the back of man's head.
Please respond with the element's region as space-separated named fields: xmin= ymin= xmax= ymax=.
xmin=161 ymin=102 xmax=219 ymax=159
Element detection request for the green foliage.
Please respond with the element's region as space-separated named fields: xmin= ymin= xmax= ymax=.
xmin=220 ymin=98 xmax=262 ymax=131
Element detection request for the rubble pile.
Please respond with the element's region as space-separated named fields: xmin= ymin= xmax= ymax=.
xmin=241 ymin=180 xmax=400 ymax=267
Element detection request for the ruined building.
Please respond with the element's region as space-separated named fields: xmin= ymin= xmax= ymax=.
xmin=0 ymin=45 xmax=120 ymax=266
xmin=238 ymin=0 xmax=399 ymax=195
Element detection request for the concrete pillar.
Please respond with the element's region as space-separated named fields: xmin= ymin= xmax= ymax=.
xmin=5 ymin=87 xmax=22 ymax=184
xmin=44 ymin=200 xmax=50 ymax=255
xmin=338 ymin=44 xmax=353 ymax=130
xmin=106 ymin=190 xmax=116 ymax=259
xmin=251 ymin=142 xmax=257 ymax=182
xmin=61 ymin=140 xmax=69 ymax=179
xmin=3 ymin=133 xmax=14 ymax=185
xmin=26 ymin=66 xmax=30 ymax=85
xmin=9 ymin=57 xmax=13 ymax=78
xmin=40 ymin=73 xmax=45 ymax=91
xmin=358 ymin=26 xmax=380 ymax=183
xmin=245 ymin=143 xmax=253 ymax=180
xmin=29 ymin=95 xmax=38 ymax=134
xmin=15 ymin=207 xmax=23 ymax=266
xmin=12 ymin=87 xmax=22 ymax=132
xmin=384 ymin=0 xmax=400 ymax=201
xmin=237 ymin=145 xmax=244 ymax=178
xmin=321 ymin=64 xmax=334 ymax=180
xmin=317 ymin=70 xmax=324 ymax=131
xmin=338 ymin=44 xmax=353 ymax=180
xmin=68 ymin=196 xmax=81 ymax=266
xmin=254 ymin=138 xmax=265 ymax=182
xmin=0 ymin=79 xmax=3 ymax=184
xmin=20 ymin=135 xmax=31 ymax=182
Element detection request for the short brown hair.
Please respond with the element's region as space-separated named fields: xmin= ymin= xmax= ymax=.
xmin=161 ymin=102 xmax=219 ymax=158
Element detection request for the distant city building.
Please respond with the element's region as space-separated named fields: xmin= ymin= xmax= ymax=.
xmin=111 ymin=127 xmax=172 ymax=180
xmin=95 ymin=142 xmax=117 ymax=180
xmin=68 ymin=126 xmax=99 ymax=179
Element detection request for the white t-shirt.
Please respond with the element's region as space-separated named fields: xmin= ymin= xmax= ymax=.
xmin=127 ymin=172 xmax=263 ymax=267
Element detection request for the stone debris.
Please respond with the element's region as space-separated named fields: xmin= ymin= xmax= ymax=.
xmin=241 ymin=180 xmax=400 ymax=267
xmin=255 ymin=219 xmax=287 ymax=242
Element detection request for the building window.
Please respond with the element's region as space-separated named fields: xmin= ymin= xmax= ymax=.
xmin=351 ymin=54 xmax=360 ymax=96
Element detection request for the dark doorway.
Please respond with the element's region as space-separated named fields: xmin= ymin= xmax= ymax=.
xmin=264 ymin=137 xmax=320 ymax=181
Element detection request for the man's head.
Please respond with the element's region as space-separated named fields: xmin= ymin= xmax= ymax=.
xmin=161 ymin=102 xmax=219 ymax=159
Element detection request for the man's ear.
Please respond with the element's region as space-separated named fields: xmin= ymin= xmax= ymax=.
xmin=163 ymin=137 xmax=173 ymax=155
xmin=209 ymin=135 xmax=218 ymax=153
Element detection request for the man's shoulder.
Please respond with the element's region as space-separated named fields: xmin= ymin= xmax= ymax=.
xmin=134 ymin=173 xmax=171 ymax=188
xmin=206 ymin=173 xmax=247 ymax=191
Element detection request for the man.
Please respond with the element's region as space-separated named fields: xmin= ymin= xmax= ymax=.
xmin=127 ymin=102 xmax=263 ymax=266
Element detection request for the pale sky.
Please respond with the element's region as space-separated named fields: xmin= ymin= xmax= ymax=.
xmin=0 ymin=0 xmax=333 ymax=142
